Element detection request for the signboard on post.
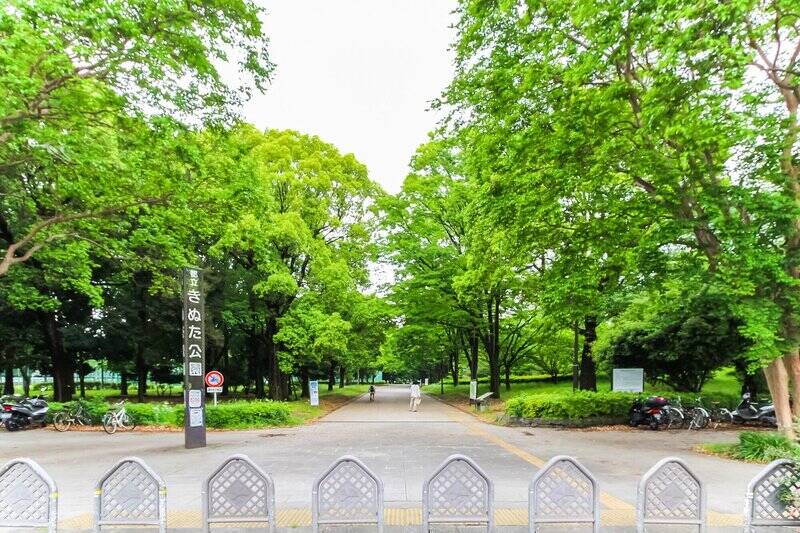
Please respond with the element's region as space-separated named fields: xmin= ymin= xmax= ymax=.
xmin=182 ymin=267 xmax=206 ymax=449
xmin=309 ymin=380 xmax=319 ymax=406
xmin=612 ymin=368 xmax=644 ymax=393
xmin=469 ymin=380 xmax=478 ymax=401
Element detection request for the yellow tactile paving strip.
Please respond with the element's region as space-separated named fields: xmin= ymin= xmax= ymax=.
xmin=59 ymin=507 xmax=744 ymax=528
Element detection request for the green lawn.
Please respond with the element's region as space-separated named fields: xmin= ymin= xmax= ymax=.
xmin=423 ymin=368 xmax=741 ymax=401
xmin=289 ymin=384 xmax=372 ymax=423
xmin=422 ymin=368 xmax=743 ymax=423
xmin=320 ymin=384 xmax=372 ymax=397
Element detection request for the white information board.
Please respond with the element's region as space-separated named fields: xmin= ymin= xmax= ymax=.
xmin=188 ymin=389 xmax=202 ymax=408
xmin=309 ymin=380 xmax=319 ymax=406
xmin=612 ymin=368 xmax=644 ymax=392
xmin=189 ymin=408 xmax=204 ymax=427
xmin=469 ymin=380 xmax=478 ymax=400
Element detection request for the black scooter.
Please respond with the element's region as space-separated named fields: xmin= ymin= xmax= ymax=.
xmin=731 ymin=392 xmax=776 ymax=427
xmin=3 ymin=396 xmax=49 ymax=431
xmin=629 ymin=395 xmax=668 ymax=430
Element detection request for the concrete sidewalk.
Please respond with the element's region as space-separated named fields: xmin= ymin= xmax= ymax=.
xmin=0 ymin=385 xmax=766 ymax=531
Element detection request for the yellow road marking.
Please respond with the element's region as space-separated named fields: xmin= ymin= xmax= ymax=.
xmin=448 ymin=412 xmax=634 ymax=511
xmin=445 ymin=410 xmax=744 ymax=526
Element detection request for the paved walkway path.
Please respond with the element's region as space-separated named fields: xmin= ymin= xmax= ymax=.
xmin=0 ymin=385 xmax=765 ymax=531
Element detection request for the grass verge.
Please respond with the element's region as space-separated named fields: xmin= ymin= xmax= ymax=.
xmin=45 ymin=384 xmax=369 ymax=430
xmin=698 ymin=432 xmax=800 ymax=463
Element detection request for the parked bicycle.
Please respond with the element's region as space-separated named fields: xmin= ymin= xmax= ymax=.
xmin=102 ymin=400 xmax=136 ymax=434
xmin=709 ymin=401 xmax=733 ymax=427
xmin=53 ymin=400 xmax=93 ymax=432
xmin=663 ymin=397 xmax=684 ymax=429
xmin=684 ymin=397 xmax=711 ymax=430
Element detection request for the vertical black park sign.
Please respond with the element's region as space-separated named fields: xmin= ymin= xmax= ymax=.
xmin=182 ymin=267 xmax=206 ymax=449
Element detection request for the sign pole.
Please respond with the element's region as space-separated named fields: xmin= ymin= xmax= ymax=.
xmin=182 ymin=267 xmax=206 ymax=449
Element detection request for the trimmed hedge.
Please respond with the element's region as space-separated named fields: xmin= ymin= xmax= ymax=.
xmin=48 ymin=399 xmax=292 ymax=429
xmin=174 ymin=401 xmax=292 ymax=429
xmin=506 ymin=391 xmax=632 ymax=420
xmin=505 ymin=391 xmax=741 ymax=420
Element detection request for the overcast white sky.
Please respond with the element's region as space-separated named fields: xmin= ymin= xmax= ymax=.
xmin=242 ymin=1 xmax=458 ymax=194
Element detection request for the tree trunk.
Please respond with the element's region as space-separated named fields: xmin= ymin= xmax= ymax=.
xmin=764 ymin=357 xmax=796 ymax=439
xmin=339 ymin=365 xmax=345 ymax=388
xmin=328 ymin=363 xmax=335 ymax=391
xmin=572 ymin=320 xmax=580 ymax=392
xmin=222 ymin=349 xmax=230 ymax=396
xmin=579 ymin=316 xmax=598 ymax=391
xmin=774 ymin=73 xmax=799 ymax=436
xmin=3 ymin=367 xmax=13 ymax=395
xmin=281 ymin=371 xmax=290 ymax=399
xmin=440 ymin=358 xmax=445 ymax=394
xmin=505 ymin=366 xmax=511 ymax=391
xmin=286 ymin=372 xmax=294 ymax=400
xmin=135 ymin=345 xmax=147 ymax=402
xmin=300 ymin=366 xmax=310 ymax=398
xmin=248 ymin=332 xmax=265 ymax=399
xmin=38 ymin=311 xmax=72 ymax=401
xmin=20 ymin=367 xmax=30 ymax=397
xmin=784 ymin=351 xmax=800 ymax=417
xmin=79 ymin=371 xmax=86 ymax=399
xmin=483 ymin=296 xmax=502 ymax=398
xmin=462 ymin=329 xmax=479 ymax=381
xmin=265 ymin=317 xmax=284 ymax=401
xmin=450 ymin=350 xmax=460 ymax=386
xmin=120 ymin=373 xmax=129 ymax=396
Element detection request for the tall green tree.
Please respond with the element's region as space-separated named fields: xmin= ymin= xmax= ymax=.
xmin=0 ymin=0 xmax=272 ymax=275
xmin=203 ymin=126 xmax=380 ymax=400
xmin=1 ymin=0 xmax=272 ymax=401
xmin=443 ymin=0 xmax=800 ymax=435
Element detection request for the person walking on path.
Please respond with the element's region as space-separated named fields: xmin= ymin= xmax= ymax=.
xmin=409 ymin=381 xmax=421 ymax=412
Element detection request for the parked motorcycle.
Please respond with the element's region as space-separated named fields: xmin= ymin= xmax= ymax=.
xmin=0 ymin=395 xmax=19 ymax=425
xmin=629 ymin=395 xmax=669 ymax=430
xmin=730 ymin=392 xmax=776 ymax=427
xmin=3 ymin=396 xmax=49 ymax=431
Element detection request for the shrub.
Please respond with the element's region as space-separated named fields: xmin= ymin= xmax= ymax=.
xmin=48 ymin=399 xmax=291 ymax=429
xmin=506 ymin=391 xmax=633 ymax=420
xmin=737 ymin=432 xmax=800 ymax=463
xmin=124 ymin=402 xmax=180 ymax=426
xmin=173 ymin=400 xmax=292 ymax=429
xmin=506 ymin=390 xmax=741 ymax=420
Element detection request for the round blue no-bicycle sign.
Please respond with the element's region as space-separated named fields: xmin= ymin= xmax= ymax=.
xmin=205 ymin=371 xmax=224 ymax=387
